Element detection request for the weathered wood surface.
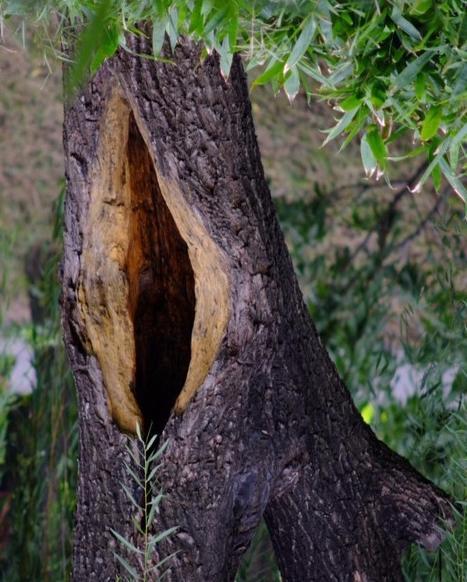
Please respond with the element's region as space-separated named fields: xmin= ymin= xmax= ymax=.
xmin=62 ymin=33 xmax=452 ymax=581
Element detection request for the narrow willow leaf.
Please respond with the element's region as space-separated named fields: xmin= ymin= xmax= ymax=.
xmin=147 ymin=495 xmax=161 ymax=527
xmin=432 ymin=163 xmax=442 ymax=191
xmin=166 ymin=6 xmax=179 ymax=51
xmin=114 ymin=552 xmax=139 ymax=579
xmin=393 ymin=51 xmax=432 ymax=89
xmin=439 ymin=157 xmax=467 ymax=203
xmin=415 ymin=73 xmax=426 ymax=101
xmin=322 ymin=107 xmax=359 ymax=146
xmin=410 ymin=0 xmax=432 ymax=16
xmin=366 ymin=128 xmax=387 ymax=166
xmin=153 ymin=440 xmax=169 ymax=459
xmin=285 ymin=15 xmax=316 ymax=72
xmin=147 ymin=432 xmax=158 ymax=451
xmin=219 ymin=36 xmax=233 ymax=79
xmin=388 ymin=144 xmax=427 ymax=161
xmin=339 ymin=108 xmax=367 ymax=151
xmin=284 ymin=66 xmax=300 ymax=102
xmin=122 ymin=484 xmax=140 ymax=510
xmin=391 ymin=8 xmax=422 ymax=40
xmin=132 ymin=515 xmax=144 ymax=535
xmin=327 ymin=62 xmax=353 ymax=87
xmin=228 ymin=4 xmax=238 ymax=49
xmin=124 ymin=463 xmax=143 ymax=488
xmin=135 ymin=421 xmax=142 ymax=441
xmin=449 ymin=123 xmax=467 ymax=170
xmin=361 ymin=134 xmax=377 ymax=178
xmin=110 ymin=529 xmax=143 ymax=555
xmin=189 ymin=0 xmax=203 ymax=34
xmin=452 ymin=63 xmax=467 ymax=97
xmin=152 ymin=526 xmax=179 ymax=545
xmin=66 ymin=0 xmax=113 ymax=94
xmin=340 ymin=95 xmax=362 ymax=111
xmin=421 ymin=106 xmax=442 ymax=141
xmin=152 ymin=17 xmax=168 ymax=56
xmin=298 ymin=61 xmax=329 ymax=85
xmin=414 ymin=137 xmax=451 ymax=191
xmin=148 ymin=551 xmax=180 ymax=573
xmin=253 ymin=58 xmax=284 ymax=86
xmin=147 ymin=463 xmax=162 ymax=483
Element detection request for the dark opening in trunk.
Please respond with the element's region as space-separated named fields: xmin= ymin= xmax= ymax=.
xmin=126 ymin=113 xmax=196 ymax=434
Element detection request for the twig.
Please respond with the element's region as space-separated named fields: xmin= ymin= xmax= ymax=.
xmin=346 ymin=162 xmax=429 ymax=265
xmin=392 ymin=187 xmax=449 ymax=253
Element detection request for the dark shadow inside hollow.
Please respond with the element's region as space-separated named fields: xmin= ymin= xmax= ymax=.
xmin=126 ymin=113 xmax=196 ymax=435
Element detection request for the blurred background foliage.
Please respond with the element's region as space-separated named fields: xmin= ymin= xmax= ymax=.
xmin=0 ymin=11 xmax=465 ymax=582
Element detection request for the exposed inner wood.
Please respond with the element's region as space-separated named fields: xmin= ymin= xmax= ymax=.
xmin=77 ymin=92 xmax=231 ymax=434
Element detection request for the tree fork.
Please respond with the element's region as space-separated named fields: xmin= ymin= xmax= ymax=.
xmin=62 ymin=33 xmax=453 ymax=581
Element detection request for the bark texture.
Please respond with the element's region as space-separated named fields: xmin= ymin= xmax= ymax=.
xmin=62 ymin=33 xmax=452 ymax=582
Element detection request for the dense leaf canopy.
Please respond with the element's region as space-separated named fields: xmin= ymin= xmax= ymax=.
xmin=1 ymin=0 xmax=466 ymax=201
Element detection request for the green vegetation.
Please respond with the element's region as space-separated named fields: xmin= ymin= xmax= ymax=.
xmin=1 ymin=0 xmax=466 ymax=201
xmin=111 ymin=426 xmax=178 ymax=581
xmin=0 ymin=189 xmax=78 ymax=581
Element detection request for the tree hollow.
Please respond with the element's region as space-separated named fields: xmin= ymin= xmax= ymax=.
xmin=77 ymin=92 xmax=230 ymax=434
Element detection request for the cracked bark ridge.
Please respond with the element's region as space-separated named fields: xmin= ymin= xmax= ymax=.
xmin=62 ymin=32 xmax=453 ymax=581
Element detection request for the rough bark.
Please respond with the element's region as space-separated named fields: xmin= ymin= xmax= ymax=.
xmin=62 ymin=33 xmax=453 ymax=582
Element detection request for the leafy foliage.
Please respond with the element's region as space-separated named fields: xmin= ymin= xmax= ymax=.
xmin=0 ymin=186 xmax=78 ymax=581
xmin=111 ymin=425 xmax=177 ymax=581
xmin=1 ymin=0 xmax=465 ymax=201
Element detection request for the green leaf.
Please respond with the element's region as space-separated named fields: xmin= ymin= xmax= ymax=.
xmin=366 ymin=127 xmax=387 ymax=167
xmin=135 ymin=421 xmax=142 ymax=441
xmin=360 ymin=402 xmax=374 ymax=424
xmin=415 ymin=137 xmax=451 ymax=191
xmin=415 ymin=73 xmax=426 ymax=101
xmin=361 ymin=134 xmax=377 ymax=178
xmin=340 ymin=95 xmax=362 ymax=111
xmin=393 ymin=51 xmax=433 ymax=90
xmin=228 ymin=4 xmax=238 ymax=49
xmin=66 ymin=0 xmax=114 ymax=94
xmin=452 ymin=63 xmax=467 ymax=97
xmin=122 ymin=484 xmax=140 ymax=510
xmin=189 ymin=0 xmax=203 ymax=34
xmin=110 ymin=529 xmax=143 ymax=555
xmin=218 ymin=35 xmax=233 ymax=79
xmin=147 ymin=463 xmax=162 ymax=483
xmin=146 ymin=432 xmax=158 ymax=451
xmin=152 ymin=16 xmax=168 ymax=56
xmin=432 ymin=164 xmax=441 ymax=191
xmin=166 ymin=6 xmax=179 ymax=51
xmin=285 ymin=15 xmax=316 ymax=73
xmin=151 ymin=526 xmax=179 ymax=545
xmin=421 ymin=106 xmax=442 ymax=141
xmin=152 ymin=439 xmax=169 ymax=460
xmin=322 ymin=107 xmax=359 ymax=147
xmin=113 ymin=553 xmax=138 ymax=579
xmin=449 ymin=123 xmax=467 ymax=170
xmin=284 ymin=66 xmax=300 ymax=102
xmin=391 ymin=8 xmax=422 ymax=41
xmin=410 ymin=0 xmax=432 ymax=16
xmin=253 ymin=58 xmax=284 ymax=86
xmin=339 ymin=107 xmax=368 ymax=151
xmin=147 ymin=493 xmax=163 ymax=526
xmin=327 ymin=62 xmax=353 ymax=87
xmin=439 ymin=157 xmax=467 ymax=203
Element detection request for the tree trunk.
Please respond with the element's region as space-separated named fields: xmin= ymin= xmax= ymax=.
xmin=62 ymin=33 xmax=452 ymax=581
